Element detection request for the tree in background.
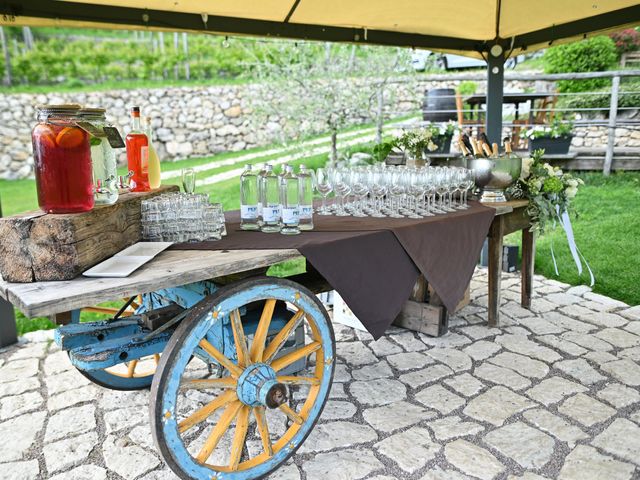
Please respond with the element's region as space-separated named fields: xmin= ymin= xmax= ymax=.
xmin=247 ymin=42 xmax=411 ymax=162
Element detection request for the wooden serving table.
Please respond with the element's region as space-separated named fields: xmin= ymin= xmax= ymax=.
xmin=0 ymin=200 xmax=533 ymax=333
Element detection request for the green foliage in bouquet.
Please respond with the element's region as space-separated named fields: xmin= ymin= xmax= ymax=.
xmin=508 ymin=149 xmax=584 ymax=235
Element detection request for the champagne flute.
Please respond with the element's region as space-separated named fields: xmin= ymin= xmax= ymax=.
xmin=181 ymin=168 xmax=196 ymax=194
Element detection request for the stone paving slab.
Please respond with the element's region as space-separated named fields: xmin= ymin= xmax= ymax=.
xmin=0 ymin=268 xmax=639 ymax=479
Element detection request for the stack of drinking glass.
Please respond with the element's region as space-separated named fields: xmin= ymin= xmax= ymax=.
xmin=141 ymin=193 xmax=226 ymax=242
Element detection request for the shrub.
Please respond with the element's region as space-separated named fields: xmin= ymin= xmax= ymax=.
xmin=558 ymin=80 xmax=640 ymax=115
xmin=456 ymin=81 xmax=477 ymax=96
xmin=544 ymin=36 xmax=618 ymax=93
xmin=610 ymin=29 xmax=640 ymax=55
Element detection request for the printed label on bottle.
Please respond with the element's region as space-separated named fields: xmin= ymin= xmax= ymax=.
xmin=262 ymin=206 xmax=281 ymax=223
xmin=282 ymin=207 xmax=299 ymax=225
xmin=300 ymin=205 xmax=313 ymax=219
xmin=241 ymin=205 xmax=258 ymax=220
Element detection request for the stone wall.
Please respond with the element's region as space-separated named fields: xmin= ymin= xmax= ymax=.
xmin=1 ymin=77 xmax=638 ymax=179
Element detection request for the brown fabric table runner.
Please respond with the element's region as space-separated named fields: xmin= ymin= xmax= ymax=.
xmin=172 ymin=201 xmax=495 ymax=339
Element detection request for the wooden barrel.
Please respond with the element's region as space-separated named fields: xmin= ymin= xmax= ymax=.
xmin=422 ymin=88 xmax=457 ymax=122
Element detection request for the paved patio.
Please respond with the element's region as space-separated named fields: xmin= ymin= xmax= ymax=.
xmin=1 ymin=268 xmax=639 ymax=480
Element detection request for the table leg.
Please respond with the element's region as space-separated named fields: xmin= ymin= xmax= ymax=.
xmin=487 ymin=217 xmax=504 ymax=327
xmin=521 ymin=228 xmax=536 ymax=308
xmin=0 ymin=298 xmax=17 ymax=347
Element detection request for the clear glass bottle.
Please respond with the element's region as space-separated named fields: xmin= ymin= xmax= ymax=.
xmin=257 ymin=163 xmax=268 ymax=225
xmin=125 ymin=106 xmax=150 ymax=192
xmin=260 ymin=164 xmax=281 ymax=233
xmin=298 ymin=164 xmax=314 ymax=231
xmin=79 ymin=108 xmax=118 ymax=206
xmin=240 ymin=164 xmax=259 ymax=230
xmin=142 ymin=116 xmax=162 ymax=190
xmin=280 ymin=165 xmax=300 ymax=235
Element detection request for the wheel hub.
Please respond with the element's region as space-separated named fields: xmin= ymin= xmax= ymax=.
xmin=236 ymin=363 xmax=287 ymax=408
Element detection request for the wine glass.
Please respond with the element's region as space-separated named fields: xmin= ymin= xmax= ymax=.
xmin=332 ymin=169 xmax=352 ymax=216
xmin=350 ymin=169 xmax=369 ymax=217
xmin=368 ymin=167 xmax=388 ymax=218
xmin=315 ymin=167 xmax=333 ymax=215
xmin=388 ymin=167 xmax=406 ymax=218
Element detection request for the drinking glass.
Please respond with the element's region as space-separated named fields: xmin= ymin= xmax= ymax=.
xmin=315 ymin=168 xmax=333 ymax=215
xmin=368 ymin=168 xmax=387 ymax=218
xmin=182 ymin=168 xmax=196 ymax=194
xmin=349 ymin=169 xmax=369 ymax=217
xmin=332 ymin=169 xmax=352 ymax=216
xmin=388 ymin=167 xmax=406 ymax=218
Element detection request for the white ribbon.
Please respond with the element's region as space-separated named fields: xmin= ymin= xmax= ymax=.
xmin=554 ymin=205 xmax=595 ymax=286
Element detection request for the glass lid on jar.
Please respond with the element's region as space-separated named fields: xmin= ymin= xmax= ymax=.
xmin=37 ymin=104 xmax=82 ymax=115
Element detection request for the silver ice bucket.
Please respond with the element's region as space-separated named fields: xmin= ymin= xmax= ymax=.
xmin=468 ymin=155 xmax=522 ymax=203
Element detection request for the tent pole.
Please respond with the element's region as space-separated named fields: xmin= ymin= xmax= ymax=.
xmin=486 ymin=50 xmax=505 ymax=143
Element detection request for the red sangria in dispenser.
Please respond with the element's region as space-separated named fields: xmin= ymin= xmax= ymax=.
xmin=32 ymin=104 xmax=94 ymax=213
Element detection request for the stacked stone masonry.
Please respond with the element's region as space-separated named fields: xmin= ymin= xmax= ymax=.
xmin=1 ymin=77 xmax=638 ymax=179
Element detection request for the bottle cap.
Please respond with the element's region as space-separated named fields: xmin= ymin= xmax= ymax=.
xmin=131 ymin=106 xmax=141 ymax=117
xmin=245 ymin=164 xmax=252 ymax=170
xmin=299 ymin=164 xmax=307 ymax=170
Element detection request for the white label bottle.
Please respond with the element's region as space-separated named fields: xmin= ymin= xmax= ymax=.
xmin=260 ymin=164 xmax=281 ymax=233
xmin=298 ymin=164 xmax=314 ymax=231
xmin=280 ymin=165 xmax=300 ymax=235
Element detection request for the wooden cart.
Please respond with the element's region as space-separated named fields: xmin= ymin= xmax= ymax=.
xmin=0 ymin=201 xmax=532 ymax=480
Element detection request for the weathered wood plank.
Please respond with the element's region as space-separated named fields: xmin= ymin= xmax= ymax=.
xmin=1 ymin=249 xmax=301 ymax=318
xmin=521 ymin=228 xmax=536 ymax=309
xmin=0 ymin=185 xmax=178 ymax=283
xmin=487 ymin=215 xmax=504 ymax=327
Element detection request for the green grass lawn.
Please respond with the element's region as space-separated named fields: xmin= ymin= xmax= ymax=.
xmin=523 ymin=172 xmax=640 ymax=306
xmin=3 ymin=150 xmax=638 ymax=334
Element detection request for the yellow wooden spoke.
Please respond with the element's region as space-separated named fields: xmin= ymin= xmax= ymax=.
xmin=279 ymin=404 xmax=304 ymax=425
xmin=229 ymin=406 xmax=250 ymax=470
xmin=126 ymin=359 xmax=139 ymax=378
xmin=199 ymin=339 xmax=243 ymax=378
xmin=270 ymin=342 xmax=321 ymax=372
xmin=178 ymin=390 xmax=237 ymax=434
xmin=153 ymin=354 xmax=160 ymax=364
xmin=263 ymin=310 xmax=305 ymax=363
xmin=249 ymin=299 xmax=276 ymax=363
xmin=196 ymin=400 xmax=243 ymax=464
xmin=231 ymin=309 xmax=250 ymax=368
xmin=179 ymin=378 xmax=237 ymax=390
xmin=253 ymin=407 xmax=273 ymax=457
xmin=276 ymin=376 xmax=321 ymax=386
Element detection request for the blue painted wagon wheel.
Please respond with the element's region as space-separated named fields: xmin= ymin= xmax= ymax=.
xmin=150 ymin=277 xmax=335 ymax=480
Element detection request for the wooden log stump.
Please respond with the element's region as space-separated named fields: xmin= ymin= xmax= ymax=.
xmin=0 ymin=185 xmax=178 ymax=282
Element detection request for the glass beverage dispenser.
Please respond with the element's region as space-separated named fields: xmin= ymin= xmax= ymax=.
xmin=32 ymin=104 xmax=94 ymax=213
xmin=79 ymin=108 xmax=118 ymax=205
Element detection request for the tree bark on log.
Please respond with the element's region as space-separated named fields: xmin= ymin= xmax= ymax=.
xmin=0 ymin=185 xmax=178 ymax=283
